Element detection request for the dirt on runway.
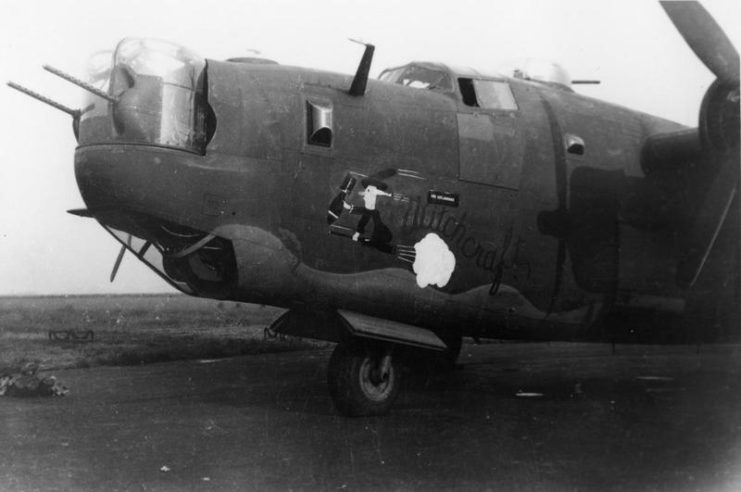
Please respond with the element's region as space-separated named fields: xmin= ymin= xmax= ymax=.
xmin=2 ymin=342 xmax=741 ymax=491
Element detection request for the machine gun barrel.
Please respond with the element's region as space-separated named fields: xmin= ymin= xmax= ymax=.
xmin=6 ymin=81 xmax=80 ymax=118
xmin=43 ymin=65 xmax=117 ymax=103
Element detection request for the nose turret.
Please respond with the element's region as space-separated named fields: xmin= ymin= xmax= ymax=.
xmin=77 ymin=38 xmax=214 ymax=153
xmin=71 ymin=39 xmax=237 ymax=298
xmin=73 ymin=38 xmax=219 ymax=245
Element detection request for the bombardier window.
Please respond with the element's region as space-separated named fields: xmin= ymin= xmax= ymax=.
xmin=459 ymin=78 xmax=518 ymax=111
xmin=306 ymin=100 xmax=333 ymax=147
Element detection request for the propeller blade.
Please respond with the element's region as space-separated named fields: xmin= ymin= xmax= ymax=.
xmin=110 ymin=244 xmax=126 ymax=283
xmin=676 ymin=152 xmax=739 ymax=288
xmin=660 ymin=1 xmax=739 ymax=85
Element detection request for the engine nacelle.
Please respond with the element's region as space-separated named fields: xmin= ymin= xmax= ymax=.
xmin=699 ymin=80 xmax=740 ymax=156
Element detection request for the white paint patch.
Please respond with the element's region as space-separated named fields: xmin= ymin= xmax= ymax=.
xmin=412 ymin=233 xmax=456 ymax=288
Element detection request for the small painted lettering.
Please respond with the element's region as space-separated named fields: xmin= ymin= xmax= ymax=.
xmin=427 ymin=190 xmax=459 ymax=207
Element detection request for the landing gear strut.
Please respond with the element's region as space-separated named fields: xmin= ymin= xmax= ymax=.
xmin=327 ymin=342 xmax=400 ymax=417
xmin=439 ymin=333 xmax=462 ymax=367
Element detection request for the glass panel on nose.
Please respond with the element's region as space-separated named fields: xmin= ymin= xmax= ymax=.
xmin=80 ymin=38 xmax=211 ymax=154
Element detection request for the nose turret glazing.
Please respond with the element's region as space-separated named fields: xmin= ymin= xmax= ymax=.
xmin=78 ymin=38 xmax=214 ymax=154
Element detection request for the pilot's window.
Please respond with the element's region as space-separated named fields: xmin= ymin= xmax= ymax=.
xmin=306 ymin=100 xmax=333 ymax=147
xmin=458 ymin=78 xmax=518 ymax=111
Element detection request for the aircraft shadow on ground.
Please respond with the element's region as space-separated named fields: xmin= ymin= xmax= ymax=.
xmin=188 ymin=351 xmax=728 ymax=417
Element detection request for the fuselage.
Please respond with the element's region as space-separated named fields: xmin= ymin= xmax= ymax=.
xmin=75 ymin=39 xmax=718 ymax=343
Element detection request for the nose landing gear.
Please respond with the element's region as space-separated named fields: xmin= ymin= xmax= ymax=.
xmin=327 ymin=342 xmax=401 ymax=417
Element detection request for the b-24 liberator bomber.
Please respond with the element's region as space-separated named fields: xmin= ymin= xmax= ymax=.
xmin=8 ymin=1 xmax=739 ymax=415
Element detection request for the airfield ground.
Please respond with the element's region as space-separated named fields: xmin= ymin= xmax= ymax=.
xmin=1 ymin=296 xmax=741 ymax=490
xmin=0 ymin=294 xmax=313 ymax=371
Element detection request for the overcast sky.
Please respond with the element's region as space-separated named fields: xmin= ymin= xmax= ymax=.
xmin=0 ymin=0 xmax=738 ymax=295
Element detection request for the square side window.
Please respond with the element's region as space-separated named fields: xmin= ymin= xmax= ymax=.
xmin=473 ymin=80 xmax=518 ymax=111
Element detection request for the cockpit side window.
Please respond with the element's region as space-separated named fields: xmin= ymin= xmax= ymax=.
xmin=474 ymin=80 xmax=518 ymax=110
xmin=458 ymin=78 xmax=518 ymax=111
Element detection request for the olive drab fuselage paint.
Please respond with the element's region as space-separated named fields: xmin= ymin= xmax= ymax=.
xmin=69 ymin=37 xmax=739 ymax=344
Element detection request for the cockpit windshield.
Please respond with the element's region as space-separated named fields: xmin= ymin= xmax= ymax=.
xmin=80 ymin=38 xmax=212 ymax=154
xmin=378 ymin=64 xmax=453 ymax=92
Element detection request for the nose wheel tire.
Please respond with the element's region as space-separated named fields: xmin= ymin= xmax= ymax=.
xmin=327 ymin=342 xmax=401 ymax=417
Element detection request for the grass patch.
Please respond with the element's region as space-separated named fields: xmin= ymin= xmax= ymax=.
xmin=0 ymin=294 xmax=324 ymax=371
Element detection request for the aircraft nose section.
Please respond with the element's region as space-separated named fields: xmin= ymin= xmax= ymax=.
xmin=74 ymin=145 xmax=199 ymax=221
xmin=75 ymin=149 xmax=114 ymax=211
xmin=74 ymin=144 xmax=242 ymax=299
xmin=75 ymin=146 xmax=146 ymax=214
